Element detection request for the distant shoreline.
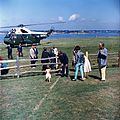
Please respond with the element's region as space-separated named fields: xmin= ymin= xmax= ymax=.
xmin=0 ymin=29 xmax=120 ymax=34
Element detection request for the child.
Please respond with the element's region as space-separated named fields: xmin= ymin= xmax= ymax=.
xmin=0 ymin=56 xmax=9 ymax=75
xmin=72 ymin=46 xmax=85 ymax=81
xmin=45 ymin=66 xmax=51 ymax=82
xmin=84 ymin=55 xmax=91 ymax=78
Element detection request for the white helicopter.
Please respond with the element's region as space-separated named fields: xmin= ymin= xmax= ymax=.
xmin=0 ymin=22 xmax=64 ymax=47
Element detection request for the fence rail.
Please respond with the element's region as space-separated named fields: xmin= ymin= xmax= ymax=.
xmin=0 ymin=56 xmax=59 ymax=78
xmin=86 ymin=51 xmax=119 ymax=68
xmin=0 ymin=51 xmax=119 ymax=78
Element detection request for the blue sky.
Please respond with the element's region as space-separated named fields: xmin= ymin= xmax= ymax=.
xmin=0 ymin=0 xmax=119 ymax=30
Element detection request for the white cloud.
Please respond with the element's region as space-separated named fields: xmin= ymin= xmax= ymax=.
xmin=58 ymin=16 xmax=64 ymax=22
xmin=68 ymin=14 xmax=80 ymax=21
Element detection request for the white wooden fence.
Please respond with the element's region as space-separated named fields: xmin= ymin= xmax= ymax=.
xmin=0 ymin=56 xmax=60 ymax=78
xmin=0 ymin=51 xmax=119 ymax=78
xmin=86 ymin=51 xmax=119 ymax=67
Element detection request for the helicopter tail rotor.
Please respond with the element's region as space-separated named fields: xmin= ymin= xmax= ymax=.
xmin=47 ymin=26 xmax=55 ymax=36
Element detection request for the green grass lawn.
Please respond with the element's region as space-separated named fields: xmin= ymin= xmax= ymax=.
xmin=0 ymin=37 xmax=120 ymax=120
xmin=0 ymin=37 xmax=120 ymax=60
xmin=0 ymin=67 xmax=120 ymax=120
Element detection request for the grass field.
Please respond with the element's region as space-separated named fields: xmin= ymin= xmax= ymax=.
xmin=0 ymin=37 xmax=120 ymax=120
xmin=0 ymin=37 xmax=120 ymax=60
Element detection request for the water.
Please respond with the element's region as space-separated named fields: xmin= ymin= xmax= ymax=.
xmin=0 ymin=34 xmax=5 ymax=43
xmin=0 ymin=32 xmax=119 ymax=43
xmin=47 ymin=32 xmax=120 ymax=40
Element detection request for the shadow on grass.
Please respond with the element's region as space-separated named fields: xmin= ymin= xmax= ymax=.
xmin=69 ymin=68 xmax=75 ymax=72
xmin=88 ymin=75 xmax=101 ymax=80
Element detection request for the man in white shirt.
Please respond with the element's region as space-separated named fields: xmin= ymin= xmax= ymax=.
xmin=29 ymin=44 xmax=38 ymax=68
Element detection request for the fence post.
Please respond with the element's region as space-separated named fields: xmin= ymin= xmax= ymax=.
xmin=118 ymin=51 xmax=120 ymax=67
xmin=56 ymin=56 xmax=58 ymax=69
xmin=16 ymin=54 xmax=20 ymax=78
xmin=86 ymin=51 xmax=89 ymax=58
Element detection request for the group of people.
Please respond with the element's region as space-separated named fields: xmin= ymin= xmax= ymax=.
xmin=41 ymin=47 xmax=56 ymax=71
xmin=57 ymin=45 xmax=91 ymax=81
xmin=7 ymin=43 xmax=23 ymax=59
xmin=29 ymin=45 xmax=58 ymax=69
xmin=29 ymin=42 xmax=108 ymax=82
xmin=5 ymin=42 xmax=108 ymax=82
xmin=29 ymin=45 xmax=58 ymax=82
xmin=72 ymin=45 xmax=91 ymax=81
xmin=57 ymin=42 xmax=108 ymax=81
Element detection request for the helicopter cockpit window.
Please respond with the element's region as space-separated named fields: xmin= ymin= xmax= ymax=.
xmin=20 ymin=29 xmax=28 ymax=33
xmin=11 ymin=29 xmax=16 ymax=33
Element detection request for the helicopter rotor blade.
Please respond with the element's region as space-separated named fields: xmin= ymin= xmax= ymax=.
xmin=24 ymin=21 xmax=66 ymax=27
xmin=0 ymin=25 xmax=19 ymax=28
xmin=0 ymin=21 xmax=66 ymax=28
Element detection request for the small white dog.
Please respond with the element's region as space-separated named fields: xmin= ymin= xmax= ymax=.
xmin=45 ymin=66 xmax=51 ymax=82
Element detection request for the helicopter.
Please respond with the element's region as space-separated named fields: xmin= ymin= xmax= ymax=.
xmin=0 ymin=22 xmax=64 ymax=47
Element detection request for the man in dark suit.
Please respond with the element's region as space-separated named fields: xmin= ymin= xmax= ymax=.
xmin=7 ymin=44 xmax=13 ymax=59
xmin=17 ymin=43 xmax=23 ymax=57
xmin=41 ymin=47 xmax=50 ymax=71
xmin=58 ymin=51 xmax=69 ymax=77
